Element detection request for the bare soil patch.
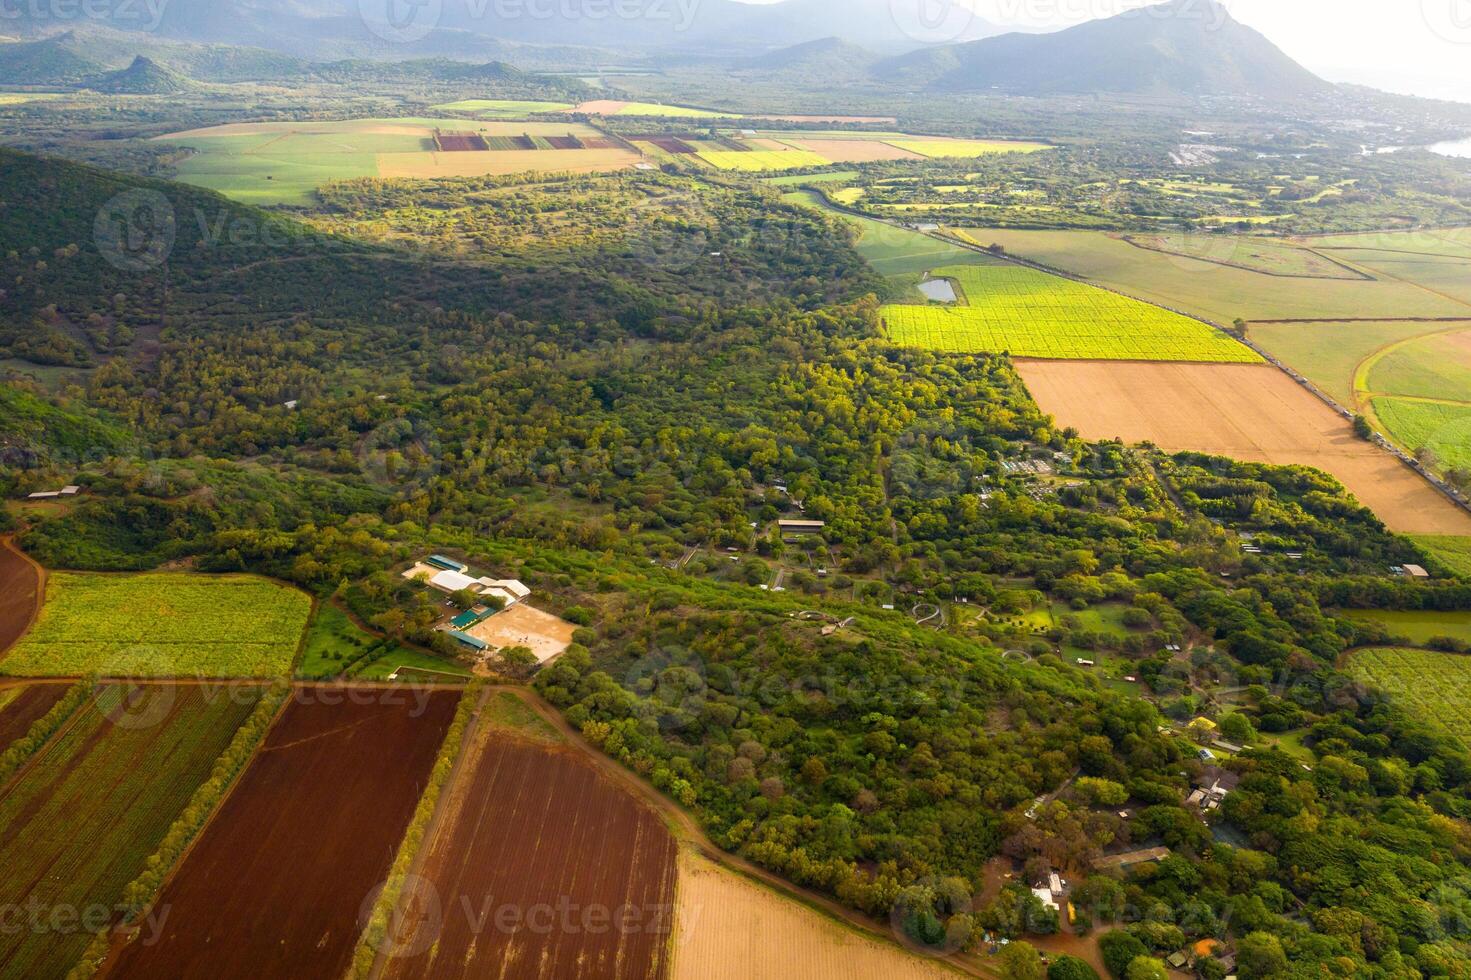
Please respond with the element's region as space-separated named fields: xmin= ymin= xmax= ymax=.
xmin=105 ymin=688 xmax=461 ymax=980
xmin=380 ymin=732 xmax=677 ymax=980
xmin=467 ymin=604 xmax=577 ymax=664
xmin=1015 ymin=360 xmax=1471 ymax=535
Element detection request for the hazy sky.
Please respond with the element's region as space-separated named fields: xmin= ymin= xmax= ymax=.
xmin=738 ymin=0 xmax=1471 ymax=102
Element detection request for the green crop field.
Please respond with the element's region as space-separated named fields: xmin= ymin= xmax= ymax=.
xmin=1368 ymin=330 xmax=1471 ymax=401
xmin=0 ymin=92 xmax=64 ymax=105
xmin=880 ymin=264 xmax=1262 ymax=361
xmin=1340 ymin=610 xmax=1471 ymax=646
xmin=886 ymin=139 xmax=1051 ymax=158
xmin=1124 ymin=233 xmax=1364 ymax=279
xmin=431 ymin=99 xmax=574 ymax=117
xmin=699 ymin=149 xmax=830 ymax=171
xmin=0 ymin=684 xmax=259 ymax=977
xmin=1374 ymin=399 xmax=1471 ymax=471
xmin=957 ymin=228 xmax=1471 ymax=324
xmin=2 ymin=572 xmax=311 ymax=677
xmin=1347 ymin=648 xmax=1471 ymax=748
xmin=1412 ymin=536 xmax=1471 ymax=577
xmin=1249 ymin=320 xmax=1439 ymax=405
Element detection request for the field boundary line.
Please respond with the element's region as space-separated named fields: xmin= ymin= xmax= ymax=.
xmin=1116 ymin=234 xmax=1375 ymax=281
xmin=0 ymin=679 xmax=91 ymax=802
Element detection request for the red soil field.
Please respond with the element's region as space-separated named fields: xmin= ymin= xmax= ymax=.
xmin=380 ymin=736 xmax=678 ymax=980
xmin=435 ymin=133 xmax=489 ymax=152
xmin=105 ymin=687 xmax=461 ymax=980
xmin=647 ymin=137 xmax=697 ymax=154
xmin=546 ymin=135 xmax=583 ymax=150
xmin=0 ymin=683 xmax=68 ymax=751
xmin=0 ymin=537 xmax=41 ymax=655
xmin=511 ymin=135 xmax=537 ymax=150
xmin=582 ymin=137 xmax=619 ymax=149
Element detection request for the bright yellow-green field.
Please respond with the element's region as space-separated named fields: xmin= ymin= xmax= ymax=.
xmin=2 ymin=572 xmax=311 ymax=678
xmin=431 ymin=99 xmax=574 ymax=117
xmin=881 ymin=264 xmax=1261 ymax=362
xmin=1346 ymin=648 xmax=1471 ymax=747
xmin=0 ymin=92 xmax=63 ymax=106
xmin=617 ymin=102 xmax=736 ymax=118
xmin=698 ymin=150 xmax=830 ymax=172
xmin=887 ymin=139 xmax=1051 ymax=158
xmin=1412 ymin=536 xmax=1471 ymax=577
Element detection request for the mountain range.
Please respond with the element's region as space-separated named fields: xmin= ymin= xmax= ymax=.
xmin=0 ymin=0 xmax=1335 ymax=102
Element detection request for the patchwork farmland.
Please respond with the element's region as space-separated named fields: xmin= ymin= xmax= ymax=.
xmin=105 ymin=688 xmax=461 ymax=980
xmin=881 ymin=264 xmax=1260 ymax=362
xmin=379 ymin=728 xmax=677 ymax=980
xmin=0 ymin=684 xmax=261 ymax=978
xmin=1 ymin=572 xmax=311 ymax=678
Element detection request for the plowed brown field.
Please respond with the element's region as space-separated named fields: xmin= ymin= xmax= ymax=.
xmin=1015 ymin=360 xmax=1471 ymax=535
xmin=379 ymin=732 xmax=677 ymax=980
xmin=105 ymin=687 xmax=461 ymax=980
xmin=0 ymin=537 xmax=41 ymax=655
xmin=0 ymin=682 xmax=68 ymax=751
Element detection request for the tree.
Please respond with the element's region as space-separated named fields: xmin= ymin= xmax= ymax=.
xmin=1100 ymin=930 xmax=1150 ymax=979
xmin=1219 ymin=712 xmax=1256 ymax=744
xmin=1049 ymin=955 xmax=1101 ymax=980
xmin=1125 ymin=958 xmax=1168 ymax=980
xmin=1352 ymin=415 xmax=1373 ymax=439
xmin=498 ymin=646 xmax=538 ymax=679
xmin=1237 ymin=932 xmax=1288 ymax=978
xmin=998 ymin=941 xmax=1046 ymax=980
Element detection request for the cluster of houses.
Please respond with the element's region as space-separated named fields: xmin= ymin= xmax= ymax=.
xmin=1187 ymin=765 xmax=1241 ymax=814
xmin=1391 ymin=563 xmax=1431 ymax=579
xmin=400 ymin=555 xmax=532 ymax=655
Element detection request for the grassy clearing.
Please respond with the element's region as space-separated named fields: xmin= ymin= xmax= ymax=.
xmin=480 ymin=690 xmax=563 ymax=742
xmin=1374 ymin=398 xmax=1471 ymax=471
xmin=351 ymin=648 xmax=472 ymax=681
xmin=881 ymin=264 xmax=1261 ymax=362
xmin=1411 ymin=536 xmax=1471 ymax=577
xmin=1346 ymin=648 xmax=1471 ymax=748
xmin=296 ymin=601 xmax=419 ymax=680
xmin=432 ymin=99 xmax=574 ymax=117
xmin=886 ymin=139 xmax=1050 ymax=158
xmin=0 ymin=92 xmax=63 ymax=105
xmin=3 ymin=572 xmax=310 ymax=678
xmin=0 ymin=684 xmax=259 ymax=977
xmin=698 ymin=149 xmax=830 ymax=172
